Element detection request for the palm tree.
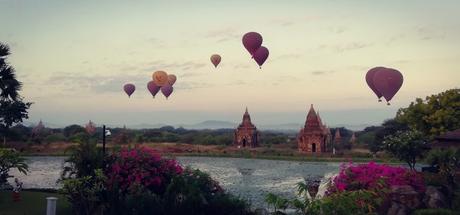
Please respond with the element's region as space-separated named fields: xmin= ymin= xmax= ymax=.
xmin=0 ymin=44 xmax=21 ymax=101
xmin=0 ymin=42 xmax=31 ymax=145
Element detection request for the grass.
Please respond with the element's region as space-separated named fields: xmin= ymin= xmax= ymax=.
xmin=0 ymin=191 xmax=71 ymax=215
xmin=176 ymin=152 xmax=403 ymax=164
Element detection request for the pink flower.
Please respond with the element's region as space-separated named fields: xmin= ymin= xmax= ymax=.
xmin=106 ymin=146 xmax=183 ymax=194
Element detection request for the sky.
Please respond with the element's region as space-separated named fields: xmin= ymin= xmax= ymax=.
xmin=1 ymin=0 xmax=459 ymax=128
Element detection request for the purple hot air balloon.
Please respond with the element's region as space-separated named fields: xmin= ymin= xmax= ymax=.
xmin=242 ymin=32 xmax=263 ymax=57
xmin=366 ymin=67 xmax=386 ymax=102
xmin=253 ymin=46 xmax=269 ymax=68
xmin=147 ymin=81 xmax=161 ymax=98
xmin=373 ymin=68 xmax=403 ymax=105
xmin=123 ymin=83 xmax=135 ymax=97
xmin=161 ymin=84 xmax=174 ymax=99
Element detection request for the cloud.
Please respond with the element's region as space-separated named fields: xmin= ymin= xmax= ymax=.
xmin=416 ymin=27 xmax=445 ymax=40
xmin=328 ymin=27 xmax=347 ymax=34
xmin=318 ymin=42 xmax=372 ymax=53
xmin=270 ymin=19 xmax=295 ymax=27
xmin=143 ymin=60 xmax=206 ymax=72
xmin=386 ymin=34 xmax=406 ymax=45
xmin=274 ymin=53 xmax=303 ymax=62
xmin=205 ymin=27 xmax=240 ymax=43
xmin=175 ymin=81 xmax=214 ymax=90
xmin=311 ymin=70 xmax=335 ymax=75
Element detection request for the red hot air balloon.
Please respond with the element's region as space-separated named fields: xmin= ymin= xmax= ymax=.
xmin=167 ymin=74 xmax=177 ymax=86
xmin=210 ymin=54 xmax=221 ymax=68
xmin=161 ymin=84 xmax=174 ymax=99
xmin=253 ymin=46 xmax=269 ymax=68
xmin=373 ymin=68 xmax=403 ymax=105
xmin=366 ymin=67 xmax=386 ymax=102
xmin=147 ymin=81 xmax=161 ymax=98
xmin=242 ymin=32 xmax=263 ymax=57
xmin=123 ymin=83 xmax=135 ymax=97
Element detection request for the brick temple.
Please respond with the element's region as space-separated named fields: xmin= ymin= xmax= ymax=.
xmin=234 ymin=107 xmax=260 ymax=148
xmin=297 ymin=104 xmax=332 ymax=153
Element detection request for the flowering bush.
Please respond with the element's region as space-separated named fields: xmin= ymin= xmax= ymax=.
xmin=328 ymin=162 xmax=425 ymax=194
xmin=106 ymin=146 xmax=183 ymax=194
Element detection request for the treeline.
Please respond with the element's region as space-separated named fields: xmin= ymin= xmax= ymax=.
xmin=5 ymin=124 xmax=297 ymax=146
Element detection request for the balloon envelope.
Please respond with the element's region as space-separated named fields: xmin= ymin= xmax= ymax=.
xmin=373 ymin=68 xmax=403 ymax=103
xmin=242 ymin=32 xmax=263 ymax=56
xmin=161 ymin=84 xmax=174 ymax=98
xmin=167 ymin=74 xmax=177 ymax=85
xmin=366 ymin=67 xmax=385 ymax=101
xmin=152 ymin=71 xmax=168 ymax=86
xmin=210 ymin=54 xmax=221 ymax=68
xmin=123 ymin=83 xmax=135 ymax=97
xmin=253 ymin=46 xmax=269 ymax=68
xmin=147 ymin=81 xmax=160 ymax=97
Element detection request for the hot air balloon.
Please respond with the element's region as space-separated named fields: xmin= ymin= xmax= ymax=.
xmin=242 ymin=32 xmax=263 ymax=57
xmin=253 ymin=46 xmax=269 ymax=68
xmin=152 ymin=71 xmax=168 ymax=86
xmin=366 ymin=67 xmax=386 ymax=102
xmin=147 ymin=81 xmax=161 ymax=98
xmin=373 ymin=68 xmax=403 ymax=105
xmin=167 ymin=74 xmax=177 ymax=85
xmin=210 ymin=54 xmax=221 ymax=68
xmin=123 ymin=83 xmax=135 ymax=97
xmin=161 ymin=84 xmax=174 ymax=99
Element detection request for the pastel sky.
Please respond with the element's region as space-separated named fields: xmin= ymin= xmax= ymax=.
xmin=1 ymin=0 xmax=459 ymax=127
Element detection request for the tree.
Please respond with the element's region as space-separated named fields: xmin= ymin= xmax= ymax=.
xmin=0 ymin=43 xmax=32 ymax=145
xmin=369 ymin=119 xmax=409 ymax=153
xmin=63 ymin=124 xmax=86 ymax=137
xmin=396 ymin=88 xmax=460 ymax=139
xmin=383 ymin=129 xmax=428 ymax=170
xmin=0 ymin=148 xmax=28 ymax=186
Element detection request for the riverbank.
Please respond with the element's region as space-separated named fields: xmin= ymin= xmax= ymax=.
xmin=14 ymin=142 xmax=401 ymax=163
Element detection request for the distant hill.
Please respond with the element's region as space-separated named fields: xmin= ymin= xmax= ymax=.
xmin=178 ymin=120 xmax=238 ymax=130
xmin=22 ymin=120 xmax=374 ymax=131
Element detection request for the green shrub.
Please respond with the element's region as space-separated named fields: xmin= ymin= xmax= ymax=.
xmin=45 ymin=133 xmax=67 ymax=143
xmin=0 ymin=148 xmax=28 ymax=186
xmin=425 ymin=149 xmax=460 ymax=186
xmin=61 ymin=139 xmax=104 ymax=179
xmin=413 ymin=208 xmax=457 ymax=215
xmin=60 ymin=169 xmax=106 ymax=215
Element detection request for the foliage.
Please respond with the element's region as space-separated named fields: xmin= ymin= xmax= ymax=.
xmin=0 ymin=43 xmax=32 ymax=144
xmin=106 ymin=146 xmax=183 ymax=194
xmin=265 ymin=193 xmax=289 ymax=212
xmin=102 ymin=148 xmax=251 ymax=215
xmin=60 ymin=169 xmax=106 ymax=215
xmin=63 ymin=124 xmax=86 ymax=137
xmin=0 ymin=148 xmax=28 ymax=185
xmin=383 ymin=129 xmax=428 ymax=170
xmin=396 ymin=88 xmax=460 ymax=139
xmin=44 ymin=133 xmax=67 ymax=143
xmin=368 ymin=119 xmax=409 ymax=153
xmin=265 ymin=182 xmax=382 ymax=215
xmin=425 ymin=149 xmax=460 ymax=186
xmin=61 ymin=136 xmax=104 ymax=179
xmin=413 ymin=208 xmax=457 ymax=215
xmin=161 ymin=167 xmax=250 ymax=215
xmin=320 ymin=190 xmax=382 ymax=215
xmin=328 ymin=162 xmax=425 ymax=194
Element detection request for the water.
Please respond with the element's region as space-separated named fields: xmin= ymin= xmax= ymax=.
xmin=9 ymin=156 xmax=341 ymax=209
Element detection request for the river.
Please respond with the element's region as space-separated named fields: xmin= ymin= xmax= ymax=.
xmin=9 ymin=156 xmax=342 ymax=209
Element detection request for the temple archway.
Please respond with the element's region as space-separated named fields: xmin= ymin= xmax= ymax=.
xmin=242 ymin=138 xmax=247 ymax=147
xmin=312 ymin=143 xmax=316 ymax=152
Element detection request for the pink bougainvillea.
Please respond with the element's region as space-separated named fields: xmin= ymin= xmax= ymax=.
xmin=328 ymin=162 xmax=425 ymax=194
xmin=107 ymin=146 xmax=183 ymax=194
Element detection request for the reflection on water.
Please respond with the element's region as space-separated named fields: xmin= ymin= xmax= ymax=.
xmin=10 ymin=156 xmax=340 ymax=208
